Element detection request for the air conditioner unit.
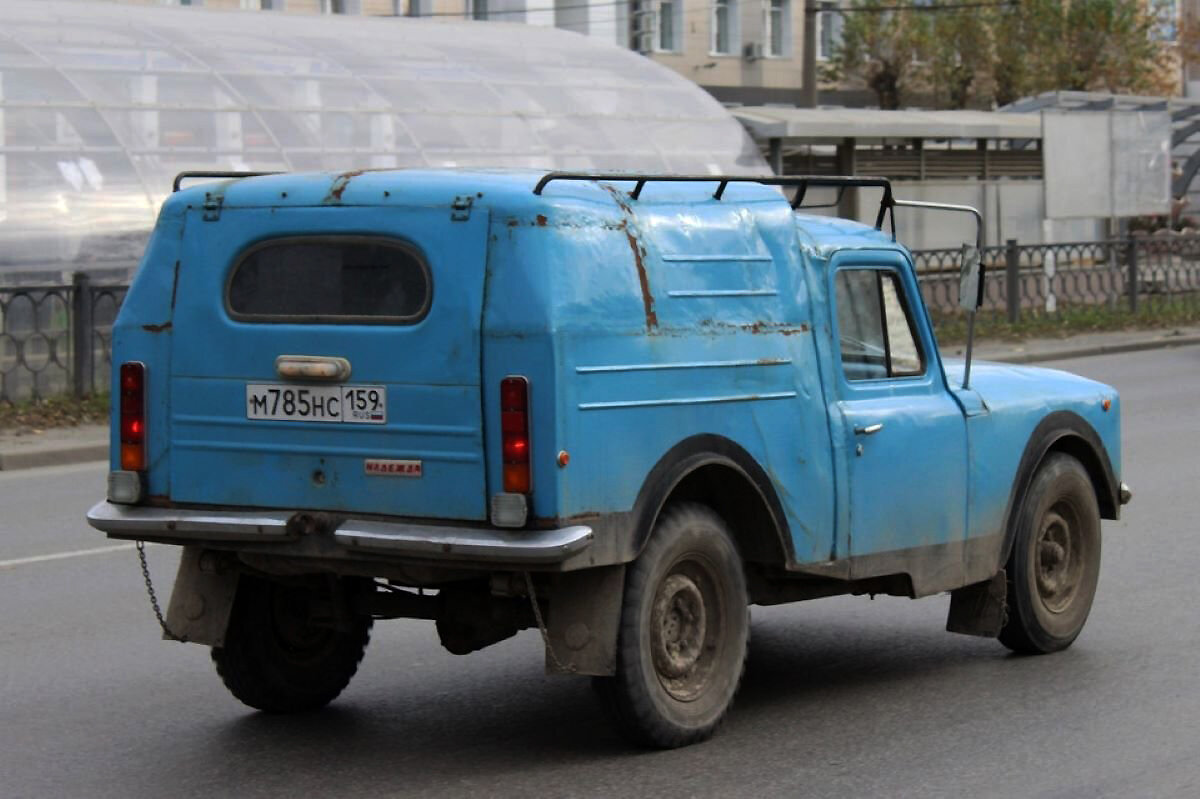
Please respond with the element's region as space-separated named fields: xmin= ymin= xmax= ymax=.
xmin=743 ymin=42 xmax=764 ymax=61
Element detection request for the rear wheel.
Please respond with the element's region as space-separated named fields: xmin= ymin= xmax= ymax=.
xmin=595 ymin=503 xmax=748 ymax=748
xmin=999 ymin=454 xmax=1101 ymax=654
xmin=212 ymin=576 xmax=372 ymax=713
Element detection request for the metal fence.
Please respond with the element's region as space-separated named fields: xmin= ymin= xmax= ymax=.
xmin=912 ymin=234 xmax=1200 ymax=318
xmin=0 ymin=274 xmax=127 ymax=403
xmin=2 ymin=234 xmax=1199 ymax=404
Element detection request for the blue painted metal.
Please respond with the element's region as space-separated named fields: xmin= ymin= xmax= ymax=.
xmin=823 ymin=250 xmax=968 ymax=566
xmin=108 ymin=168 xmax=1123 ymax=583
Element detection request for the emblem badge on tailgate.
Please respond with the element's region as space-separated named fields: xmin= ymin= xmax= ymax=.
xmin=364 ymin=459 xmax=423 ymax=477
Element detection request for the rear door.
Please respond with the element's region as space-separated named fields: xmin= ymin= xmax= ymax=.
xmin=168 ymin=204 xmax=489 ymax=520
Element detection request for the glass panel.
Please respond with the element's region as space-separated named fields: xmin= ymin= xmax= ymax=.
xmin=769 ymin=0 xmax=784 ymax=56
xmin=659 ymin=2 xmax=676 ymax=50
xmin=4 ymin=108 xmax=119 ymax=148
xmin=836 ymin=270 xmax=887 ymax=381
xmin=836 ymin=270 xmax=925 ymax=380
xmin=0 ymin=69 xmax=85 ymax=103
xmin=881 ymin=275 xmax=923 ymax=376
xmin=257 ymin=110 xmax=323 ymax=148
xmin=228 ymin=237 xmax=431 ymax=324
xmin=713 ymin=0 xmax=730 ymax=53
xmin=64 ymin=71 xmax=239 ymax=109
xmin=0 ymin=38 xmax=42 ymax=68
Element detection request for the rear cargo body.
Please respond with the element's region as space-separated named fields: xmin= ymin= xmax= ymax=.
xmin=124 ymin=174 xmax=491 ymax=521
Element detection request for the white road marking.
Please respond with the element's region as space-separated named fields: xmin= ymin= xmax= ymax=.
xmin=0 ymin=542 xmax=146 ymax=569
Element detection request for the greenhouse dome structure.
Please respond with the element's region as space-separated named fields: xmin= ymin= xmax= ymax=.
xmin=0 ymin=0 xmax=766 ymax=277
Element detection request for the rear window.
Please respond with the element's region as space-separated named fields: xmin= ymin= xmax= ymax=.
xmin=227 ymin=236 xmax=431 ymax=324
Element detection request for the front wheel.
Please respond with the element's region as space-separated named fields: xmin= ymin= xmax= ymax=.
xmin=595 ymin=503 xmax=749 ymax=748
xmin=999 ymin=453 xmax=1102 ymax=654
xmin=212 ymin=576 xmax=372 ymax=713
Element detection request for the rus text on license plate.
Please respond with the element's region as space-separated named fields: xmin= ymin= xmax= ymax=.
xmin=246 ymin=383 xmax=387 ymax=424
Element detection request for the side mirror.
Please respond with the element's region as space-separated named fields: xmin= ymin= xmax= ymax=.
xmin=958 ymin=244 xmax=984 ymax=311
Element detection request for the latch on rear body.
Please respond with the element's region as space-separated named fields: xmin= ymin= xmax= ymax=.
xmin=202 ymin=192 xmax=223 ymax=221
xmin=451 ymin=195 xmax=473 ymax=221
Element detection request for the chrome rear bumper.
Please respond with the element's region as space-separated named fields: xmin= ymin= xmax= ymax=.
xmin=86 ymin=501 xmax=594 ymax=565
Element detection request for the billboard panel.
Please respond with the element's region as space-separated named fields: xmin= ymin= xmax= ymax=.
xmin=1043 ymin=111 xmax=1111 ymax=219
xmin=1111 ymin=111 xmax=1171 ymax=217
xmin=1043 ymin=110 xmax=1171 ymax=219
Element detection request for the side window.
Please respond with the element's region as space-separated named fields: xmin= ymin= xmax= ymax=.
xmin=835 ymin=268 xmax=925 ymax=381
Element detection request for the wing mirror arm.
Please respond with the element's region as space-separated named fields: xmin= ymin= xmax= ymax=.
xmin=889 ymin=199 xmax=984 ymax=390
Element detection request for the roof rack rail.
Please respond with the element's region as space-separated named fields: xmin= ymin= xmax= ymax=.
xmin=172 ymin=170 xmax=282 ymax=193
xmin=532 ymin=172 xmax=896 ymax=229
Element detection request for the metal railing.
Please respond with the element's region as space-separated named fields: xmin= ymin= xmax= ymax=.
xmin=2 ymin=234 xmax=1198 ymax=404
xmin=912 ymin=234 xmax=1200 ymax=319
xmin=0 ymin=274 xmax=128 ymax=403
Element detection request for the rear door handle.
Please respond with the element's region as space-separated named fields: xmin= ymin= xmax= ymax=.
xmin=275 ymin=355 xmax=352 ymax=382
xmin=854 ymin=423 xmax=884 ymax=436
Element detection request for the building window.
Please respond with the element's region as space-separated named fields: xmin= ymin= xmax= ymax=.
xmin=658 ymin=0 xmax=681 ymax=51
xmin=1153 ymin=0 xmax=1178 ymax=41
xmin=763 ymin=0 xmax=787 ymax=57
xmin=818 ymin=2 xmax=843 ymax=61
xmin=712 ymin=0 xmax=736 ymax=54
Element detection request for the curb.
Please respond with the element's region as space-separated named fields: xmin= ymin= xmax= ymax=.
xmin=984 ymin=334 xmax=1200 ymax=365
xmin=0 ymin=441 xmax=108 ymax=472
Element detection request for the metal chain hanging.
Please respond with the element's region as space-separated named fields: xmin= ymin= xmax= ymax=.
xmin=522 ymin=571 xmax=575 ymax=674
xmin=135 ymin=541 xmax=182 ymax=641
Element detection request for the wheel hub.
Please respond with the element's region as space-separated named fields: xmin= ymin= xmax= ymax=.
xmin=651 ymin=573 xmax=707 ymax=680
xmin=1035 ymin=509 xmax=1081 ymax=613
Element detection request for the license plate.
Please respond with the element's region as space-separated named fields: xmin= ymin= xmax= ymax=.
xmin=246 ymin=383 xmax=386 ymax=424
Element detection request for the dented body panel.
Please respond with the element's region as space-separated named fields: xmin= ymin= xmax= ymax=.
xmin=94 ymin=167 xmax=1124 ymax=605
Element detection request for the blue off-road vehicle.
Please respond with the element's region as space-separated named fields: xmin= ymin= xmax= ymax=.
xmin=89 ymin=170 xmax=1130 ymax=748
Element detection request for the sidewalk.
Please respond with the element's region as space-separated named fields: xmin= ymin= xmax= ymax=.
xmin=0 ymin=423 xmax=108 ymax=471
xmin=2 ymin=325 xmax=1198 ymax=472
xmin=952 ymin=323 xmax=1200 ymax=364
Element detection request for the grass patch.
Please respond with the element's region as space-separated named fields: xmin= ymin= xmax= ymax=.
xmin=0 ymin=393 xmax=110 ymax=432
xmin=931 ymin=303 xmax=1200 ymax=345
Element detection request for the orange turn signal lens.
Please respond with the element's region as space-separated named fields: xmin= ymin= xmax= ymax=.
xmin=120 ymin=442 xmax=146 ymax=471
xmin=504 ymin=463 xmax=531 ymax=494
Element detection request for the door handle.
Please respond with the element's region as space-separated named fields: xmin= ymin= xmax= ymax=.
xmin=275 ymin=355 xmax=352 ymax=382
xmin=854 ymin=423 xmax=884 ymax=436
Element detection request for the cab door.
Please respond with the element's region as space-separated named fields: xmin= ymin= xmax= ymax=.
xmin=827 ymin=252 xmax=968 ymax=583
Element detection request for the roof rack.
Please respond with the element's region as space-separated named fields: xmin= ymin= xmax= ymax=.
xmin=172 ymin=170 xmax=282 ymax=192
xmin=531 ymin=172 xmax=897 ymax=229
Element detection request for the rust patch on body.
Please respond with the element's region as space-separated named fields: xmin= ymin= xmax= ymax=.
xmin=142 ymin=321 xmax=172 ymax=333
xmin=169 ymin=260 xmax=181 ymax=311
xmin=507 ymin=219 xmax=520 ymax=227
xmin=623 ymin=226 xmax=657 ymax=330
xmin=697 ymin=319 xmax=808 ymax=336
xmin=536 ymin=214 xmax=548 ymax=227
xmin=597 ymin=183 xmax=657 ymax=331
xmin=325 ymin=169 xmax=366 ymax=203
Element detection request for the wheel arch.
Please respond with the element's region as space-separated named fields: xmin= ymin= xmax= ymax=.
xmin=628 ymin=434 xmax=793 ymax=567
xmin=1000 ymin=411 xmax=1119 ymax=566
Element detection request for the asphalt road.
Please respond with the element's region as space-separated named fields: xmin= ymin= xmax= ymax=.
xmin=2 ymin=346 xmax=1198 ymax=798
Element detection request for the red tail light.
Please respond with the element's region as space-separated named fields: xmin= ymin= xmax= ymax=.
xmin=119 ymin=362 xmax=146 ymax=472
xmin=500 ymin=376 xmax=531 ymax=494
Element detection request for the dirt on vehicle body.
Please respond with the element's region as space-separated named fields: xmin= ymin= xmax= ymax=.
xmin=89 ymin=169 xmax=1130 ymax=748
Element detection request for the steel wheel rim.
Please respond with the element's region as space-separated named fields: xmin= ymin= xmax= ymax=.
xmin=650 ymin=556 xmax=723 ymax=702
xmin=270 ymin=586 xmax=335 ymax=658
xmin=1034 ymin=503 xmax=1084 ymax=614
